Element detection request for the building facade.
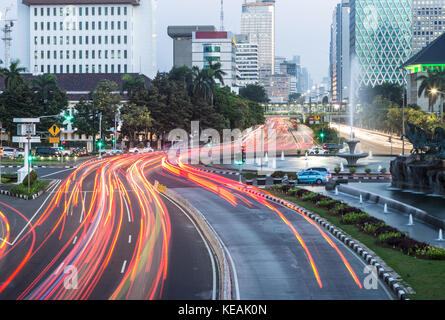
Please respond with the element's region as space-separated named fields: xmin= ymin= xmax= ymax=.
xmin=168 ymin=25 xmax=216 ymax=68
xmin=263 ymin=73 xmax=290 ymax=103
xmin=330 ymin=0 xmax=350 ymax=104
xmin=241 ymin=0 xmax=275 ymax=80
xmin=192 ymin=31 xmax=237 ymax=89
xmin=412 ymin=0 xmax=445 ymax=55
xmin=349 ymin=0 xmax=412 ymax=87
xmin=235 ymin=34 xmax=259 ymax=87
xmin=21 ymin=0 xmax=157 ymax=77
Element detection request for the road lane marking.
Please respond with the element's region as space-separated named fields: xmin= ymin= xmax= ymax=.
xmin=121 ymin=260 xmax=127 ymax=274
xmin=80 ymin=191 xmax=86 ymax=223
xmin=72 ymin=236 xmax=77 ymax=245
xmin=128 ymin=235 xmax=132 ymax=244
xmin=121 ymin=193 xmax=132 ymax=223
xmin=160 ymin=193 xmax=218 ymax=300
xmin=0 ymin=179 xmax=62 ymax=246
xmin=40 ymin=168 xmax=76 ymax=178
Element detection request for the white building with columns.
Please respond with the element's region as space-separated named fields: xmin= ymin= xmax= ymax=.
xmin=0 ymin=0 xmax=157 ymax=78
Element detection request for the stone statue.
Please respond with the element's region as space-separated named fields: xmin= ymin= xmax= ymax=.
xmin=402 ymin=121 xmax=445 ymax=158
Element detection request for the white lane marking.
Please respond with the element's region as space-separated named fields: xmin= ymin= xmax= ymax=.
xmin=40 ymin=168 xmax=75 ymax=178
xmin=121 ymin=260 xmax=127 ymax=274
xmin=128 ymin=235 xmax=132 ymax=244
xmin=79 ymin=191 xmax=86 ymax=223
xmin=161 ymin=193 xmax=218 ymax=301
xmin=0 ymin=179 xmax=62 ymax=246
xmin=121 ymin=193 xmax=132 ymax=223
xmin=55 ymin=263 xmax=64 ymax=275
xmin=72 ymin=236 xmax=77 ymax=245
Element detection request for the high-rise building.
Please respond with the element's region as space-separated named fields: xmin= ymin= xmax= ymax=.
xmin=241 ymin=0 xmax=275 ymax=80
xmin=168 ymin=25 xmax=217 ymax=68
xmin=274 ymin=56 xmax=286 ymax=74
xmin=235 ymin=34 xmax=259 ymax=87
xmin=192 ymin=31 xmax=237 ymax=89
xmin=279 ymin=60 xmax=297 ymax=94
xmin=349 ymin=0 xmax=412 ymax=87
xmin=330 ymin=0 xmax=350 ymax=104
xmin=263 ymin=73 xmax=290 ymax=103
xmin=22 ymin=0 xmax=157 ymax=77
xmin=412 ymin=0 xmax=445 ymax=55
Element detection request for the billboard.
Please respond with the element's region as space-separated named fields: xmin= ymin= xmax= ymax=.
xmin=0 ymin=0 xmax=17 ymax=21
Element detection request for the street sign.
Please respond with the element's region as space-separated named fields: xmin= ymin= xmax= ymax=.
xmin=49 ymin=137 xmax=60 ymax=144
xmin=48 ymin=124 xmax=61 ymax=137
xmin=12 ymin=136 xmax=41 ymax=143
xmin=314 ymin=115 xmax=321 ymax=121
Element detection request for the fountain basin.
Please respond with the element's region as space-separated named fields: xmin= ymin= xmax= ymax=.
xmin=337 ymin=153 xmax=369 ymax=166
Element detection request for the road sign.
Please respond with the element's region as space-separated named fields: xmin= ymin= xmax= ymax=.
xmin=12 ymin=136 xmax=41 ymax=143
xmin=314 ymin=115 xmax=321 ymax=121
xmin=49 ymin=136 xmax=60 ymax=144
xmin=48 ymin=124 xmax=61 ymax=137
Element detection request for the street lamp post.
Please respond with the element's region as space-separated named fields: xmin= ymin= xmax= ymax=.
xmin=431 ymin=89 xmax=444 ymax=123
xmin=99 ymin=113 xmax=103 ymax=159
xmin=402 ymin=89 xmax=406 ymax=156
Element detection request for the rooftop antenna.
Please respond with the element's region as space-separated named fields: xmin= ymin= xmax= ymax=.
xmin=0 ymin=7 xmax=15 ymax=68
xmin=220 ymin=0 xmax=224 ymax=31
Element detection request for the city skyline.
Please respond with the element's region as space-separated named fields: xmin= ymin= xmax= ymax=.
xmin=157 ymin=0 xmax=339 ymax=83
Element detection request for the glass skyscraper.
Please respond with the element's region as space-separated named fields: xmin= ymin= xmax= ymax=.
xmin=412 ymin=0 xmax=445 ymax=55
xmin=349 ymin=0 xmax=412 ymax=87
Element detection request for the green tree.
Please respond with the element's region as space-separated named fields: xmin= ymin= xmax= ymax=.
xmin=239 ymin=84 xmax=269 ymax=103
xmin=121 ymin=74 xmax=147 ymax=100
xmin=0 ymin=60 xmax=27 ymax=90
xmin=120 ymin=104 xmax=152 ymax=147
xmin=416 ymin=71 xmax=445 ymax=112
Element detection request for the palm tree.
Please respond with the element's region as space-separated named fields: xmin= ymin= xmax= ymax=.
xmin=191 ymin=62 xmax=227 ymax=105
xmin=416 ymin=70 xmax=445 ymax=113
xmin=121 ymin=74 xmax=147 ymax=99
xmin=207 ymin=62 xmax=226 ymax=87
xmin=0 ymin=60 xmax=26 ymax=90
xmin=32 ymin=74 xmax=58 ymax=104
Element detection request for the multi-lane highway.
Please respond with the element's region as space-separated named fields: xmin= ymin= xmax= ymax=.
xmin=0 ymin=153 xmax=214 ymax=300
xmin=0 ymin=144 xmax=394 ymax=300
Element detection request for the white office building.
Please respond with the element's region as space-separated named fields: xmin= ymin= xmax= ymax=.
xmin=192 ymin=30 xmax=237 ymax=90
xmin=235 ymin=34 xmax=259 ymax=87
xmin=412 ymin=0 xmax=445 ymax=55
xmin=241 ymin=0 xmax=275 ymax=80
xmin=5 ymin=0 xmax=158 ymax=77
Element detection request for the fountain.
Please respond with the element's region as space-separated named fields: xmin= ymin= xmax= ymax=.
xmin=407 ymin=214 xmax=414 ymax=226
xmin=359 ymin=194 xmax=363 ymax=204
xmin=336 ymin=57 xmax=369 ymax=167
xmin=264 ymin=153 xmax=269 ymax=163
xmin=336 ymin=140 xmax=369 ymax=166
xmin=437 ymin=229 xmax=444 ymax=241
xmin=271 ymin=158 xmax=277 ymax=169
xmin=281 ymin=151 xmax=285 ymax=161
xmin=368 ymin=150 xmax=373 ymax=160
xmin=335 ymin=187 xmax=339 ymax=195
xmin=384 ymin=203 xmax=388 ymax=214
xmin=340 ymin=162 xmax=344 ymax=172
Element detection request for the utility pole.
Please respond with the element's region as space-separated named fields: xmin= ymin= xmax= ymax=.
xmin=220 ymin=0 xmax=224 ymax=31
xmin=26 ymin=125 xmax=31 ymax=193
xmin=0 ymin=122 xmax=2 ymax=184
xmin=1 ymin=7 xmax=15 ymax=68
xmin=114 ymin=113 xmax=117 ymax=151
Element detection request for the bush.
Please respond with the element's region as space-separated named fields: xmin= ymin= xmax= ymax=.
xmin=334 ymin=167 xmax=341 ymax=174
xmin=375 ymin=226 xmax=399 ymax=236
xmin=378 ymin=232 xmax=403 ymax=244
xmin=316 ymin=199 xmax=338 ymax=208
xmin=398 ymin=238 xmax=428 ymax=256
xmin=331 ymin=204 xmax=364 ymax=216
xmin=10 ymin=180 xmax=49 ymax=196
xmin=271 ymin=171 xmax=285 ymax=178
xmin=22 ymin=170 xmax=38 ymax=187
xmin=288 ymin=172 xmax=298 ymax=180
xmin=363 ymin=222 xmax=386 ymax=234
xmin=297 ymin=149 xmax=302 ymax=155
xmin=243 ymin=172 xmax=257 ymax=180
xmin=288 ymin=188 xmax=301 ymax=196
xmin=349 ymin=167 xmax=357 ymax=174
xmin=341 ymin=212 xmax=371 ymax=225
xmin=365 ymin=168 xmax=372 ymax=174
xmin=296 ymin=189 xmax=311 ymax=198
xmin=416 ymin=246 xmax=445 ymax=260
xmin=380 ymin=167 xmax=387 ymax=174
xmin=301 ymin=192 xmax=318 ymax=201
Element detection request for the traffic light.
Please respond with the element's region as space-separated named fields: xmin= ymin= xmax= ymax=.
xmin=28 ymin=154 xmax=34 ymax=162
xmin=241 ymin=146 xmax=246 ymax=164
xmin=64 ymin=114 xmax=73 ymax=123
xmin=319 ymin=132 xmax=325 ymax=139
xmin=97 ymin=140 xmax=103 ymax=148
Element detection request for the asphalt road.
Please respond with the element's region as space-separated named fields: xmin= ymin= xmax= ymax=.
xmin=158 ymin=158 xmax=395 ymax=300
xmin=0 ymin=153 xmax=214 ymax=300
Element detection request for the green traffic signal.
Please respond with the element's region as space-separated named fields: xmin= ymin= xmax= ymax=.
xmin=28 ymin=155 xmax=33 ymax=162
xmin=319 ymin=132 xmax=325 ymax=138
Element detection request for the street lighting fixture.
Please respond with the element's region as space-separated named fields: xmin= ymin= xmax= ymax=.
xmin=430 ymin=88 xmax=444 ymax=122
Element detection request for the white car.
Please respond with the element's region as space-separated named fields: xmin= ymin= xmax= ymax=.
xmin=60 ymin=149 xmax=72 ymax=156
xmin=107 ymin=149 xmax=123 ymax=155
xmin=141 ymin=147 xmax=154 ymax=153
xmin=308 ymin=147 xmax=328 ymax=155
xmin=2 ymin=148 xmax=16 ymax=158
xmin=128 ymin=147 xmax=140 ymax=153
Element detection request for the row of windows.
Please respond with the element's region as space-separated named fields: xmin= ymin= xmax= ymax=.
xmin=34 ymin=20 xmax=128 ymax=32
xmin=34 ymin=35 xmax=128 ymax=46
xmin=36 ymin=64 xmax=128 ymax=74
xmin=34 ymin=50 xmax=128 ymax=60
xmin=34 ymin=6 xmax=128 ymax=17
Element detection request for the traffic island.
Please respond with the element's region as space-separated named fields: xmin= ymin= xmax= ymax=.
xmin=265 ymin=185 xmax=445 ymax=300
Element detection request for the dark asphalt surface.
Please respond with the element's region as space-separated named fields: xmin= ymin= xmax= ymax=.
xmin=0 ymin=157 xmax=214 ymax=300
xmin=151 ymin=166 xmax=395 ymax=300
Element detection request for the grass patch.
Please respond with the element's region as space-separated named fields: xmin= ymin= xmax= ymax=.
xmin=267 ymin=188 xmax=445 ymax=300
xmin=10 ymin=180 xmax=50 ymax=196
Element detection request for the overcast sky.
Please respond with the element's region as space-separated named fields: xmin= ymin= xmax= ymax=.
xmin=156 ymin=0 xmax=340 ymax=83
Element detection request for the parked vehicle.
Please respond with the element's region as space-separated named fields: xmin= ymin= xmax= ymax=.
xmin=60 ymin=148 xmax=72 ymax=156
xmin=106 ymin=149 xmax=123 ymax=155
xmin=297 ymin=171 xmax=328 ymax=185
xmin=35 ymin=147 xmax=61 ymax=157
xmin=305 ymin=167 xmax=332 ymax=179
xmin=2 ymin=148 xmax=16 ymax=158
xmin=307 ymin=147 xmax=328 ymax=155
xmin=141 ymin=147 xmax=154 ymax=153
xmin=129 ymin=147 xmax=140 ymax=153
xmin=322 ymin=143 xmax=343 ymax=151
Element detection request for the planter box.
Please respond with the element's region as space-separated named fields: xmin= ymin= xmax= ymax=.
xmin=245 ymin=179 xmax=253 ymax=185
xmin=288 ymin=180 xmax=296 ymax=187
xmin=256 ymin=178 xmax=266 ymax=186
xmin=273 ymin=178 xmax=282 ymax=185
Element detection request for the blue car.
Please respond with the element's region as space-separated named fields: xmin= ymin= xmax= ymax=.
xmin=297 ymin=171 xmax=328 ymax=185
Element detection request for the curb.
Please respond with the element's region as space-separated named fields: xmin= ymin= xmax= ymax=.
xmin=239 ymin=186 xmax=409 ymax=300
xmin=0 ymin=165 xmax=77 ymax=169
xmin=0 ymin=179 xmax=57 ymax=201
xmin=163 ymin=188 xmax=235 ymax=300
